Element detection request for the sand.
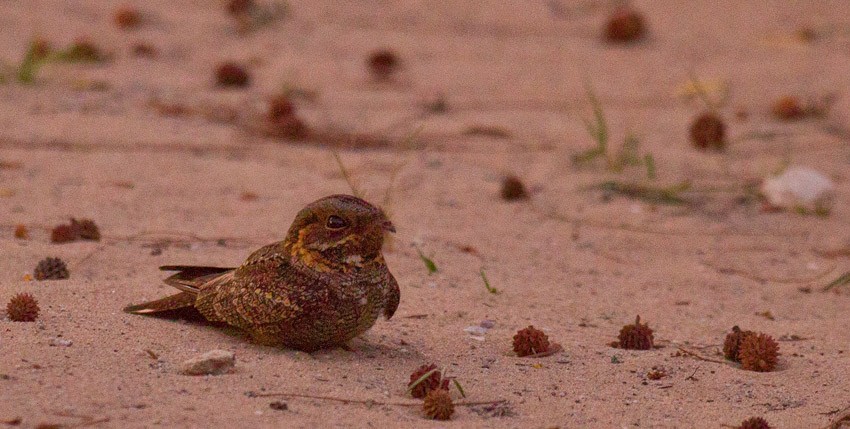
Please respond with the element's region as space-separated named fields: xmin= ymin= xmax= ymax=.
xmin=2 ymin=1 xmax=850 ymax=428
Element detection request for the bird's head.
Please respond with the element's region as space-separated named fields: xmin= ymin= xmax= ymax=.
xmin=285 ymin=194 xmax=395 ymax=271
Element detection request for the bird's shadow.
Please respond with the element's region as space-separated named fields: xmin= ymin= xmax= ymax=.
xmin=141 ymin=309 xmax=424 ymax=361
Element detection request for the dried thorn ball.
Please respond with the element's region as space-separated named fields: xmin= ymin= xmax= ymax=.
xmin=266 ymin=95 xmax=310 ymax=140
xmin=14 ymin=224 xmax=29 ymax=239
xmin=513 ymin=325 xmax=551 ymax=357
xmin=72 ymin=218 xmax=101 ymax=241
xmin=737 ymin=416 xmax=773 ymax=429
xmin=114 ymin=7 xmax=142 ymax=30
xmin=268 ymin=95 xmax=296 ymax=121
xmin=367 ymin=49 xmax=400 ymax=81
xmin=51 ymin=224 xmax=77 ymax=243
xmin=34 ymin=257 xmax=70 ymax=281
xmin=32 ymin=39 xmax=52 ymax=60
xmin=227 ymin=0 xmax=255 ymax=16
xmin=617 ymin=315 xmax=654 ymax=350
xmin=423 ymin=389 xmax=454 ymax=421
xmin=215 ymin=62 xmax=251 ymax=88
xmin=646 ymin=368 xmax=667 ymax=380
xmin=689 ymin=112 xmax=726 ymax=151
xmin=723 ymin=326 xmax=754 ymax=362
xmin=6 ymin=293 xmax=40 ymax=322
xmin=52 ymin=218 xmax=101 ymax=243
xmin=131 ymin=43 xmax=158 ymax=58
xmin=272 ymin=115 xmax=309 ymax=140
xmin=604 ymin=7 xmax=646 ymax=43
xmin=408 ymin=363 xmax=450 ymax=399
xmin=500 ymin=175 xmax=529 ymax=201
xmin=772 ymin=96 xmax=804 ymax=121
xmin=65 ymin=39 xmax=105 ymax=63
xmin=739 ymin=333 xmax=779 ymax=372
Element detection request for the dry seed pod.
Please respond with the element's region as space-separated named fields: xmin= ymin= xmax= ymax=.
xmin=34 ymin=257 xmax=70 ymax=281
xmin=513 ymin=325 xmax=550 ymax=357
xmin=6 ymin=293 xmax=40 ymax=322
xmin=501 ymin=175 xmax=529 ymax=201
xmin=736 ymin=416 xmax=773 ymax=429
xmin=604 ymin=7 xmax=646 ymax=43
xmin=215 ymin=62 xmax=250 ymax=88
xmin=266 ymin=95 xmax=309 ymax=140
xmin=408 ymin=363 xmax=450 ymax=399
xmin=422 ymin=389 xmax=454 ymax=421
xmin=723 ymin=326 xmax=754 ymax=362
xmin=772 ymin=96 xmax=804 ymax=121
xmin=689 ymin=112 xmax=726 ymax=151
xmin=739 ymin=333 xmax=779 ymax=372
xmin=227 ymin=0 xmax=255 ymax=16
xmin=617 ymin=315 xmax=654 ymax=350
xmin=71 ymin=218 xmax=101 ymax=241
xmin=14 ymin=224 xmax=28 ymax=239
xmin=367 ymin=49 xmax=400 ymax=81
xmin=114 ymin=7 xmax=142 ymax=30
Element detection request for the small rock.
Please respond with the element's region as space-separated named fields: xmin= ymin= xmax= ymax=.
xmin=761 ymin=166 xmax=836 ymax=212
xmin=269 ymin=401 xmax=288 ymax=411
xmin=464 ymin=326 xmax=488 ymax=336
xmin=49 ymin=338 xmax=73 ymax=347
xmin=179 ymin=350 xmax=235 ymax=376
xmin=480 ymin=319 xmax=496 ymax=329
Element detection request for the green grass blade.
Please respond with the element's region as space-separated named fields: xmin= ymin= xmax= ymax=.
xmin=405 ymin=368 xmax=440 ymax=395
xmin=480 ymin=269 xmax=499 ymax=294
xmin=414 ymin=245 xmax=437 ymax=274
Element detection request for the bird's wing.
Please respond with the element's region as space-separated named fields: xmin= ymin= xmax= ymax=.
xmin=195 ymin=251 xmax=319 ymax=327
xmin=383 ymin=270 xmax=400 ymax=320
xmin=160 ymin=265 xmax=235 ymax=294
xmin=123 ymin=266 xmax=235 ymax=315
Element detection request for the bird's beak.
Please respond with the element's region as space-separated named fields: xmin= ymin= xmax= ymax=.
xmin=381 ymin=219 xmax=396 ymax=233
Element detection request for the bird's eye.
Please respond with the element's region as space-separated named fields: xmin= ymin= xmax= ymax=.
xmin=326 ymin=215 xmax=348 ymax=230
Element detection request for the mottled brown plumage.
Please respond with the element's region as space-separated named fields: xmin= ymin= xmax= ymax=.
xmin=124 ymin=195 xmax=399 ymax=351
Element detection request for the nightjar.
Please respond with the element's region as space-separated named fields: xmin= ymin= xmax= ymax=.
xmin=124 ymin=194 xmax=399 ymax=351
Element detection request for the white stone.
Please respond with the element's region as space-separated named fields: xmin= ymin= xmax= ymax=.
xmin=179 ymin=350 xmax=235 ymax=376
xmin=464 ymin=326 xmax=488 ymax=336
xmin=49 ymin=338 xmax=73 ymax=347
xmin=761 ymin=166 xmax=835 ymax=211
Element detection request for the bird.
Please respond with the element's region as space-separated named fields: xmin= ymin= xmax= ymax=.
xmin=124 ymin=194 xmax=399 ymax=352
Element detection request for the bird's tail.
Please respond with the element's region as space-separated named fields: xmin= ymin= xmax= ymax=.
xmin=123 ymin=291 xmax=197 ymax=314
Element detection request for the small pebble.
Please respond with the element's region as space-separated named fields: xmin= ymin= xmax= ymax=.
xmin=269 ymin=401 xmax=288 ymax=411
xmin=49 ymin=338 xmax=73 ymax=347
xmin=464 ymin=326 xmax=488 ymax=336
xmin=761 ymin=166 xmax=835 ymax=212
xmin=179 ymin=350 xmax=235 ymax=376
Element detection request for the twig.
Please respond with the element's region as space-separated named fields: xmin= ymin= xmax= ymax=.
xmin=53 ymin=411 xmax=110 ymax=428
xmin=701 ymin=260 xmax=837 ymax=285
xmin=684 ymin=366 xmax=700 ymax=381
xmin=523 ymin=343 xmax=563 ymax=358
xmin=820 ymin=404 xmax=850 ymax=429
xmin=823 ymin=272 xmax=850 ymax=291
xmin=532 ymin=203 xmax=807 ymax=238
xmin=675 ymin=347 xmax=728 ymax=365
xmin=248 ymin=392 xmax=505 ymax=407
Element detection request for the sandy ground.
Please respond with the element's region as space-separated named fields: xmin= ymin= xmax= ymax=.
xmin=2 ymin=1 xmax=850 ymax=428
